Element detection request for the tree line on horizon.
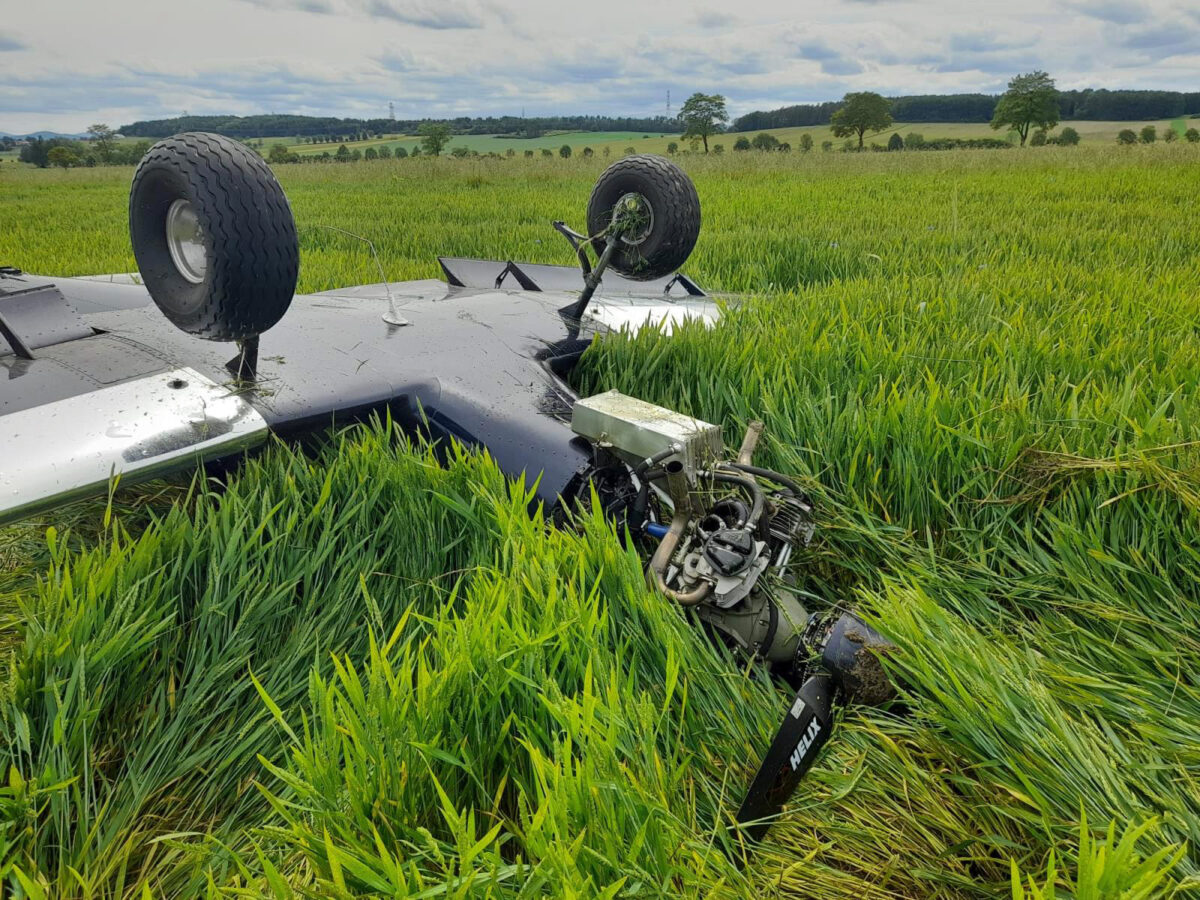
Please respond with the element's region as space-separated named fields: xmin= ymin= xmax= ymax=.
xmin=116 ymin=113 xmax=682 ymax=141
xmin=107 ymin=88 xmax=1200 ymax=144
xmin=677 ymin=74 xmax=1200 ymax=153
xmin=733 ymin=88 xmax=1200 ymax=132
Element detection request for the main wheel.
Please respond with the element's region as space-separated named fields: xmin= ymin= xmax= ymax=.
xmin=586 ymin=155 xmax=700 ymax=281
xmin=129 ymin=132 xmax=299 ymax=341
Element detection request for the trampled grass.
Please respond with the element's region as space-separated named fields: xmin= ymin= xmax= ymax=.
xmin=1 ymin=146 xmax=1199 ymax=897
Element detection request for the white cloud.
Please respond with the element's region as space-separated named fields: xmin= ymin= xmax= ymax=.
xmin=0 ymin=0 xmax=1198 ymax=133
xmin=1067 ymin=0 xmax=1149 ymax=24
xmin=695 ymin=9 xmax=739 ymax=29
xmin=359 ymin=0 xmax=483 ymax=28
xmin=239 ymin=0 xmax=485 ymax=25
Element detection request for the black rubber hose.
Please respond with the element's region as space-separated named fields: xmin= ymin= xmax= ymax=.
xmin=626 ymin=447 xmax=679 ymax=530
xmin=705 ymin=470 xmax=765 ymax=528
xmin=722 ymin=463 xmax=810 ymax=503
xmin=629 ymin=464 xmax=665 ymax=529
xmin=635 ymin=446 xmax=679 ymax=477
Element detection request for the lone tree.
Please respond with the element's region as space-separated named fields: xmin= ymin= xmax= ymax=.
xmin=418 ymin=122 xmax=451 ymax=156
xmin=679 ymin=93 xmax=727 ymax=153
xmin=990 ymin=71 xmax=1059 ymax=147
xmin=86 ymin=123 xmax=117 ymax=163
xmin=831 ymin=92 xmax=892 ymax=149
xmin=1116 ymin=129 xmax=1137 ymax=145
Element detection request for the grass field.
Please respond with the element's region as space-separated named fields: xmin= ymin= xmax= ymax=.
xmin=274 ymin=119 xmax=1192 ymax=158
xmin=1 ymin=146 xmax=1199 ymax=898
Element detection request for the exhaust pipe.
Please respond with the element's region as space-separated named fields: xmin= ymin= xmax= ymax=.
xmin=647 ymin=460 xmax=712 ymax=606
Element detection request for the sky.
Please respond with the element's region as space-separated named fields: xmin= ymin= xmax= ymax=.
xmin=1 ymin=0 xmax=1198 ymax=134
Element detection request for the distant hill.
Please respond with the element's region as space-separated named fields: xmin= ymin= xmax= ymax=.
xmin=0 ymin=130 xmax=89 ymax=140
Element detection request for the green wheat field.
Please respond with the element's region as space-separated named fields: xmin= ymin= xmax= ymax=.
xmin=1 ymin=145 xmax=1198 ymax=898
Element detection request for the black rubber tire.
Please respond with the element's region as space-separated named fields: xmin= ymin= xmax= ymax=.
xmin=129 ymin=132 xmax=299 ymax=341
xmin=586 ymin=154 xmax=700 ymax=281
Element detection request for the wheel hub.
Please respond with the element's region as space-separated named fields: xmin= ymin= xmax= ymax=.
xmin=611 ymin=192 xmax=654 ymax=245
xmin=165 ymin=199 xmax=207 ymax=284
